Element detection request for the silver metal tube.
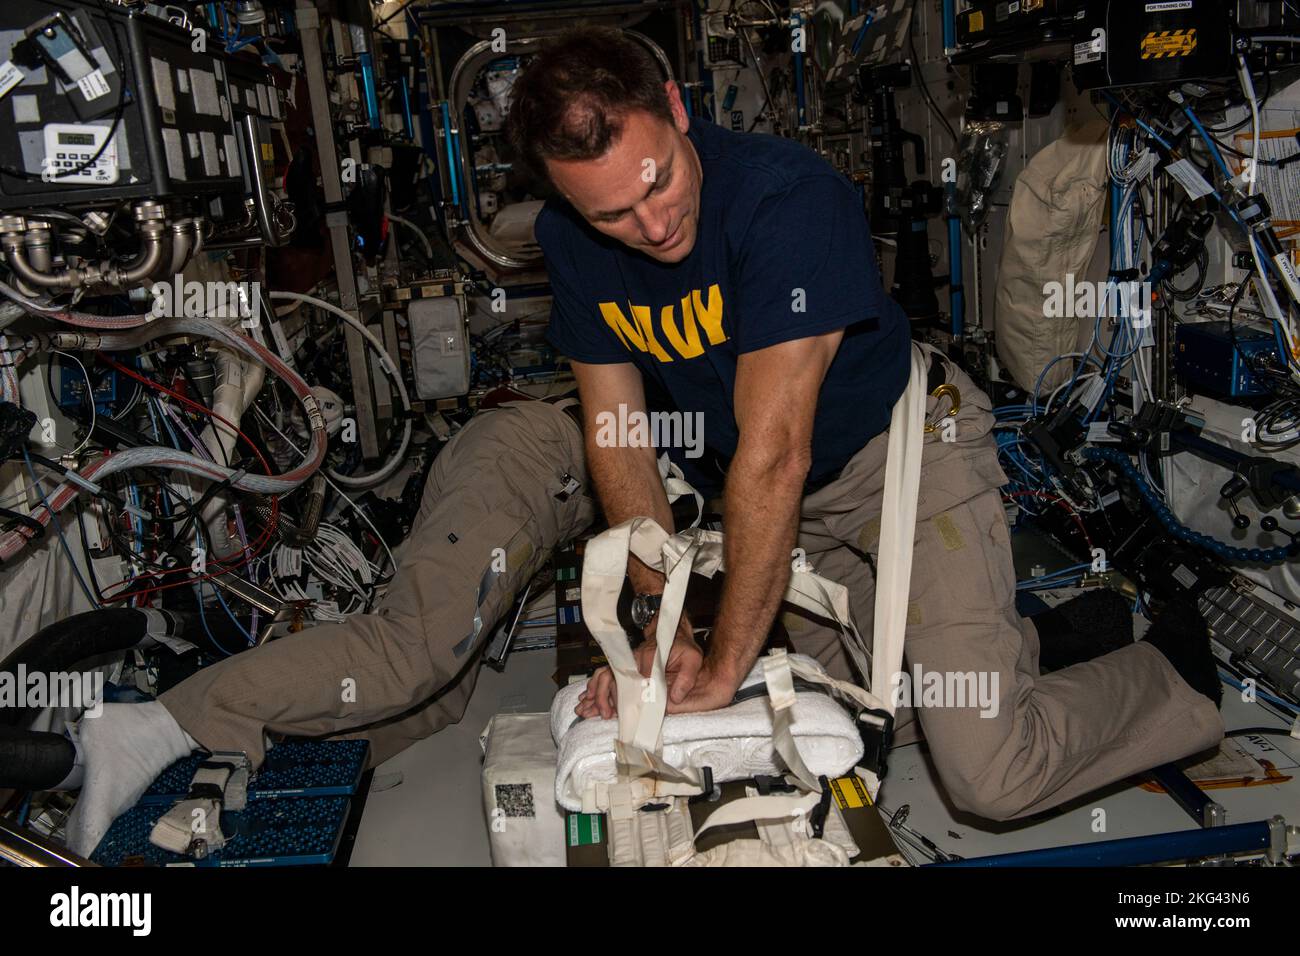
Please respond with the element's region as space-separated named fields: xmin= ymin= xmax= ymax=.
xmin=24 ymin=223 xmax=54 ymax=273
xmin=167 ymin=219 xmax=194 ymax=275
xmin=0 ymin=818 xmax=93 ymax=867
xmin=116 ymin=225 xmax=167 ymax=284
xmin=3 ymin=243 xmax=76 ymax=289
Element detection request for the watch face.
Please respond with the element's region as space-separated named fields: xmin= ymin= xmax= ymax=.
xmin=632 ymin=598 xmax=650 ymax=628
xmin=631 ymin=594 xmax=660 ymax=628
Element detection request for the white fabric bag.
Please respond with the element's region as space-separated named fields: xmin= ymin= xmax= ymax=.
xmin=481 ymin=713 xmax=567 ymax=866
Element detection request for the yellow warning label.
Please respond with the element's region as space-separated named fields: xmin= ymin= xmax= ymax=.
xmin=968 ymin=11 xmax=984 ymax=33
xmin=1141 ymin=29 xmax=1197 ymax=59
xmin=830 ymin=775 xmax=872 ymax=810
xmin=261 ymin=142 xmax=275 ymax=162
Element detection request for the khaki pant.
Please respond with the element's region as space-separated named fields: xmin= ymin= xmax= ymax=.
xmin=786 ymin=343 xmax=1223 ymax=818
xmin=161 ymin=350 xmax=1224 ymax=820
xmin=162 ymin=399 xmax=598 ymax=768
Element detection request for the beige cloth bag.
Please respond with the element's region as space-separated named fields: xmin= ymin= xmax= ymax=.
xmin=994 ymin=121 xmax=1110 ymax=393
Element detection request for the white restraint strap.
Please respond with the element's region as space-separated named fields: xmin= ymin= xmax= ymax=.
xmin=578 ymin=344 xmax=927 ymax=809
xmin=858 ymin=344 xmax=928 ymax=798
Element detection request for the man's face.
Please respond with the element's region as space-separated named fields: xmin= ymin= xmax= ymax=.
xmin=545 ymin=82 xmax=702 ymax=264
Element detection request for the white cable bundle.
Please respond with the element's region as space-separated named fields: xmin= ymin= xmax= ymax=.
xmin=252 ymin=521 xmax=381 ymax=621
xmin=302 ymin=523 xmax=377 ymax=612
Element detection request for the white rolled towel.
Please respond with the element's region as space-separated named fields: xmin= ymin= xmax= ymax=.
xmin=551 ymin=654 xmax=864 ymax=812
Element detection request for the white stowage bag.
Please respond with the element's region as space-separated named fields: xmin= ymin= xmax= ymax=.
xmin=993 ymin=120 xmax=1110 ymax=393
xmin=683 ymin=837 xmax=850 ymax=867
xmin=550 ymin=654 xmax=864 ymax=813
xmin=480 ymin=713 xmax=567 ymax=867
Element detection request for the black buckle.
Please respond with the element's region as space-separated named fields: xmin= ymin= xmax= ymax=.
xmin=856 ymin=708 xmax=895 ymax=780
xmin=752 ymin=774 xmax=798 ymax=796
xmin=808 ymin=776 xmax=833 ymax=839
xmin=686 ymin=766 xmax=719 ymax=804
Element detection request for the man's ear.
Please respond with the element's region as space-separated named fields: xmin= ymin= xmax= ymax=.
xmin=665 ymin=80 xmax=690 ymax=133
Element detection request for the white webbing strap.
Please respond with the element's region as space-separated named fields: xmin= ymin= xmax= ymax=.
xmin=761 ymin=647 xmax=878 ymax=796
xmin=606 ymin=784 xmax=695 ymax=867
xmin=857 ymin=344 xmax=929 ymax=799
xmin=578 ymin=344 xmax=927 ymax=809
xmin=580 ymin=516 xmax=707 ymax=792
xmin=149 ymin=753 xmax=250 ymax=857
xmin=692 ymin=791 xmax=821 ymax=841
xmin=658 ymin=452 xmax=703 ymax=527
xmin=658 ymin=528 xmax=872 ymax=677
xmin=762 ymin=650 xmax=821 ymax=793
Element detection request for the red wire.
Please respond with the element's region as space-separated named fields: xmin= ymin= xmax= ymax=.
xmin=1001 ymin=490 xmax=1094 ymax=550
xmin=90 ymin=354 xmax=283 ymax=599
xmin=99 ymin=501 xmax=280 ymax=603
xmin=97 ymin=353 xmax=275 ymax=476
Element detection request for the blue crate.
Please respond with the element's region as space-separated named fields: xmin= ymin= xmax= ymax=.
xmin=91 ymin=795 xmax=352 ymax=868
xmin=138 ymin=739 xmax=369 ymax=805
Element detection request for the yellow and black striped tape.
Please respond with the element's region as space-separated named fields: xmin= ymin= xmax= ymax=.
xmin=829 ymin=775 xmax=873 ymax=810
xmin=1141 ymin=29 xmax=1198 ymax=59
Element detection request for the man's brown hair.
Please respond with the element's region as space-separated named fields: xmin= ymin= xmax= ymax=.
xmin=506 ymin=27 xmax=672 ymax=180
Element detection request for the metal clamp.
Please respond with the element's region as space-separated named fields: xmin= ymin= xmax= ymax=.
xmin=923 ymin=383 xmax=961 ymax=434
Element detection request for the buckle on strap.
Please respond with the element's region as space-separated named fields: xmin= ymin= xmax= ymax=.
xmin=808 ymin=776 xmax=833 ymax=839
xmin=856 ymin=708 xmax=895 ymax=780
xmin=923 ymin=383 xmax=961 ymax=434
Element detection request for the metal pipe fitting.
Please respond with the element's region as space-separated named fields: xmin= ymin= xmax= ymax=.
xmin=166 ymin=218 xmax=195 ymax=275
xmin=113 ymin=221 xmax=168 ymax=285
xmin=3 ymin=240 xmax=75 ymax=289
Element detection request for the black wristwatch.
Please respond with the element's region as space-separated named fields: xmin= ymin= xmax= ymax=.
xmin=630 ymin=593 xmax=662 ymax=629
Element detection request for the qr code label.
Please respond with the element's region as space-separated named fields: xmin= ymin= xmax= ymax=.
xmin=495 ymin=783 xmax=535 ymax=818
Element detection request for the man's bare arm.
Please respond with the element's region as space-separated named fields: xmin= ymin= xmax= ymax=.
xmin=570 ymin=359 xmax=674 ymax=596
xmin=672 ymin=330 xmax=843 ymax=710
xmin=573 ymin=360 xmax=707 ymax=719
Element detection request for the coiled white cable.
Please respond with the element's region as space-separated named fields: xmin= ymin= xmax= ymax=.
xmin=0 ymin=315 xmax=326 ymax=562
xmin=387 ymin=215 xmax=435 ymax=261
xmin=268 ymin=290 xmax=412 ymax=490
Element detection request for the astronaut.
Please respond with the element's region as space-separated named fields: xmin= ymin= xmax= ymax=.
xmin=503 ymin=26 xmax=1223 ymax=815
xmin=60 ymin=27 xmax=1224 ymax=857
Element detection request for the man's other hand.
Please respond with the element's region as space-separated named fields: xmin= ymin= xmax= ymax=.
xmin=574 ymin=613 xmax=702 ymax=720
xmin=663 ymin=657 xmax=742 ymax=714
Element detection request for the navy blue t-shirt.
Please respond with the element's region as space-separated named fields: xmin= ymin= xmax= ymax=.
xmin=539 ymin=116 xmax=910 ymax=495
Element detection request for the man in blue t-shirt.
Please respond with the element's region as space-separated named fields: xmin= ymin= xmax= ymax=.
xmin=507 ymin=28 xmax=1223 ymax=819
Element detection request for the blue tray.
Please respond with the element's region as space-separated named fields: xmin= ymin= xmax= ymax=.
xmin=90 ymin=796 xmax=352 ymax=867
xmin=138 ymin=739 xmax=369 ymax=804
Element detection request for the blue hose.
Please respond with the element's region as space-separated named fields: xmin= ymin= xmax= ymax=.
xmin=1082 ymin=446 xmax=1296 ymax=564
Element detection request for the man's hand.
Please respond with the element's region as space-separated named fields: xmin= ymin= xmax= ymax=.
xmin=663 ymin=657 xmax=743 ymax=714
xmin=575 ymin=612 xmax=701 ymax=720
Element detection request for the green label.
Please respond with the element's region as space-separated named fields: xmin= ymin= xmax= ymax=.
xmin=567 ymin=813 xmax=602 ymax=846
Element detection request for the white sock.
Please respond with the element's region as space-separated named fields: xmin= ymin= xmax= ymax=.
xmin=64 ymin=701 xmax=198 ymax=858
